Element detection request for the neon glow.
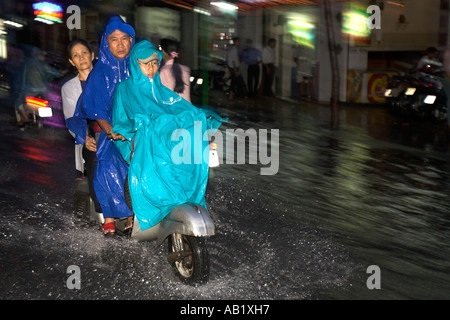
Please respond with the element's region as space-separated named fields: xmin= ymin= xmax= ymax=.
xmin=342 ymin=5 xmax=371 ymax=37
xmin=32 ymin=2 xmax=63 ymax=24
xmin=287 ymin=20 xmax=316 ymax=49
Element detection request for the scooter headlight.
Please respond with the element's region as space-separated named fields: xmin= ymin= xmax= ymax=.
xmin=384 ymin=89 xmax=392 ymax=97
xmin=405 ymin=88 xmax=416 ymax=95
xmin=424 ymin=95 xmax=437 ymax=104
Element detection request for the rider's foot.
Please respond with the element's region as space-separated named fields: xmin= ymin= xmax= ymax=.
xmin=103 ymin=218 xmax=116 ymax=237
xmin=124 ymin=216 xmax=133 ymax=236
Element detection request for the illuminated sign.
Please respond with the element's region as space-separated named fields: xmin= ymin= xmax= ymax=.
xmin=342 ymin=4 xmax=371 ymax=46
xmin=32 ymin=2 xmax=63 ymax=24
xmin=287 ymin=20 xmax=316 ymax=49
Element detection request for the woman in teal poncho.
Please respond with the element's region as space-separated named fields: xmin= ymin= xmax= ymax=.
xmin=112 ymin=40 xmax=222 ymax=231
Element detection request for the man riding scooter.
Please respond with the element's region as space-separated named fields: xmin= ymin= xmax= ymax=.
xmin=66 ymin=16 xmax=135 ymax=237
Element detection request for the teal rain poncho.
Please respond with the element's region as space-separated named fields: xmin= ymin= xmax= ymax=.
xmin=112 ymin=40 xmax=222 ymax=230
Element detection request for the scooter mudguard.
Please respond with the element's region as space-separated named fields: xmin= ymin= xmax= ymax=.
xmin=131 ymin=203 xmax=215 ymax=244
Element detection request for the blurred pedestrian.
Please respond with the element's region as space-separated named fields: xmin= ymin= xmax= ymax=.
xmin=15 ymin=47 xmax=62 ymax=127
xmin=227 ymin=37 xmax=242 ymax=100
xmin=262 ymin=38 xmax=277 ymax=97
xmin=159 ymin=38 xmax=191 ymax=102
xmin=293 ymin=46 xmax=314 ymax=100
xmin=443 ymin=47 xmax=450 ymax=129
xmin=240 ymin=39 xmax=261 ymax=98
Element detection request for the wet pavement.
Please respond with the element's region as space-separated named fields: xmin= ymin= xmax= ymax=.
xmin=0 ymin=90 xmax=449 ymax=301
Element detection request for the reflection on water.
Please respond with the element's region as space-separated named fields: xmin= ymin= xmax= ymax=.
xmin=219 ymin=99 xmax=450 ymax=299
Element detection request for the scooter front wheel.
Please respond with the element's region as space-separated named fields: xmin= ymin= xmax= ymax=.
xmin=167 ymin=233 xmax=210 ymax=285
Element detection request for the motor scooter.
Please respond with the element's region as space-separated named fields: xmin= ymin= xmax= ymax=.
xmin=385 ymin=65 xmax=447 ymax=122
xmin=73 ymin=142 xmax=220 ymax=285
xmin=14 ymin=95 xmax=53 ymax=129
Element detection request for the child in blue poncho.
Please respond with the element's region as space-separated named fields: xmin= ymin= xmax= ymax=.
xmin=111 ymin=40 xmax=222 ymax=231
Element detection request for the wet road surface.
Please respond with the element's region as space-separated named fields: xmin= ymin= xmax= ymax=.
xmin=0 ymin=93 xmax=449 ymax=301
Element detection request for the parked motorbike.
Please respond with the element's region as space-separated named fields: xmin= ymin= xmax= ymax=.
xmin=384 ymin=65 xmax=447 ymax=122
xmin=73 ymin=142 xmax=220 ymax=285
xmin=190 ymin=56 xmax=230 ymax=98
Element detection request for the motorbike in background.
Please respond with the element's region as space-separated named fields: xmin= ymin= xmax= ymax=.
xmin=24 ymin=96 xmax=53 ymax=127
xmin=384 ymin=65 xmax=447 ymax=122
xmin=190 ymin=56 xmax=230 ymax=98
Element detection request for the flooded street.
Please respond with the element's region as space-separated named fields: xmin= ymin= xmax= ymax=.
xmin=1 ymin=95 xmax=449 ymax=301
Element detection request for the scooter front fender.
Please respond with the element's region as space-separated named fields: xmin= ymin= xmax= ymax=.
xmin=131 ymin=203 xmax=215 ymax=244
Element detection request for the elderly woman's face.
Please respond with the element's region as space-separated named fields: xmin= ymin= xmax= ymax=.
xmin=138 ymin=58 xmax=159 ymax=79
xmin=69 ymin=43 xmax=94 ymax=72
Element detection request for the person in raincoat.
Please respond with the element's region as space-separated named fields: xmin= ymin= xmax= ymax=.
xmin=111 ymin=40 xmax=222 ymax=231
xmin=66 ymin=16 xmax=135 ymax=237
xmin=15 ymin=47 xmax=63 ymax=126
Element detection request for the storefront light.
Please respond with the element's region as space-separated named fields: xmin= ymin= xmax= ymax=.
xmin=3 ymin=20 xmax=24 ymax=28
xmin=211 ymin=2 xmax=239 ymax=11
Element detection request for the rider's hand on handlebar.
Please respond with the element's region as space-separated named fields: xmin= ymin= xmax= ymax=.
xmin=107 ymin=132 xmax=127 ymax=141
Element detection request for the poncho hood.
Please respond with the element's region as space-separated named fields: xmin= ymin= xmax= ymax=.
xmin=99 ymin=15 xmax=136 ymax=70
xmin=66 ymin=15 xmax=136 ymax=145
xmin=129 ymin=40 xmax=164 ymax=82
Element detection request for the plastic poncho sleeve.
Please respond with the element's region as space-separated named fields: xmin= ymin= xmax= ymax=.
xmin=112 ymin=84 xmax=136 ymax=163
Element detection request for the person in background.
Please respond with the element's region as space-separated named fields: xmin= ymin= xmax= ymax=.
xmin=159 ymin=38 xmax=191 ymax=103
xmin=61 ymin=39 xmax=102 ymax=216
xmin=262 ymin=38 xmax=277 ymax=97
xmin=66 ymin=16 xmax=135 ymax=237
xmin=15 ymin=47 xmax=63 ymax=127
xmin=226 ymin=37 xmax=241 ymax=100
xmin=240 ymin=39 xmax=261 ymax=98
xmin=293 ymin=45 xmax=314 ymax=100
xmin=417 ymin=47 xmax=442 ymax=70
xmin=443 ymin=48 xmax=450 ymax=129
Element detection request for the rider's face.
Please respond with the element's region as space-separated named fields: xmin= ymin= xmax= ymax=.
xmin=139 ymin=59 xmax=159 ymax=79
xmin=107 ymin=30 xmax=132 ymax=60
xmin=69 ymin=44 xmax=94 ymax=72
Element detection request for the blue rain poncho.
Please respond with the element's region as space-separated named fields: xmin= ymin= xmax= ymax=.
xmin=112 ymin=40 xmax=222 ymax=230
xmin=66 ymin=16 xmax=135 ymax=219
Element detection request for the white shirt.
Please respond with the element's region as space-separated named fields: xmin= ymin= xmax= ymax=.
xmin=227 ymin=46 xmax=240 ymax=68
xmin=61 ymin=75 xmax=84 ymax=173
xmin=262 ymin=46 xmax=276 ymax=64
